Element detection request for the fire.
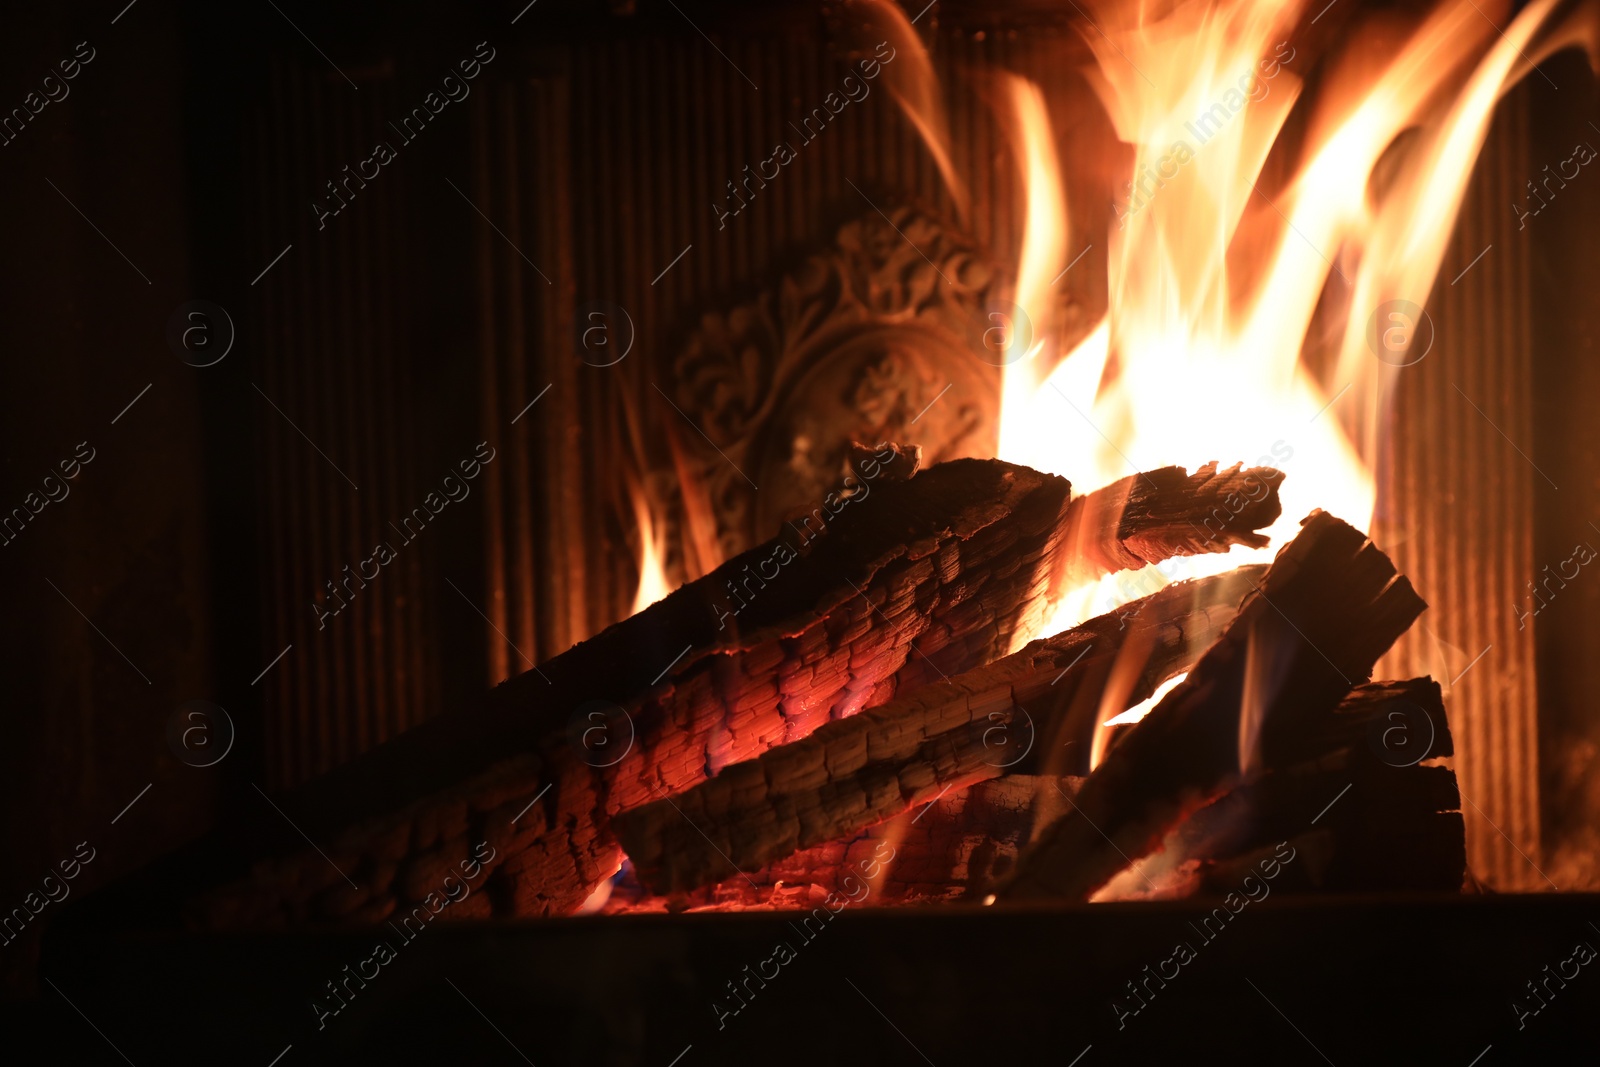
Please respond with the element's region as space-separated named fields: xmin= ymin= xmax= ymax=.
xmin=623 ymin=0 xmax=1600 ymax=718
xmin=975 ymin=0 xmax=1598 ymax=661
xmin=1094 ymin=671 xmax=1187 ymax=770
xmin=995 ymin=72 xmax=1070 ymax=449
xmin=628 ymin=479 xmax=673 ymax=616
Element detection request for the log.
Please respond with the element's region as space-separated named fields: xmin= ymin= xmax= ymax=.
xmin=995 ymin=510 xmax=1427 ymax=902
xmin=1049 ymin=461 xmax=1282 ymax=590
xmin=614 ymin=567 xmax=1264 ymax=895
xmin=603 ymin=775 xmax=1079 ymax=912
xmin=1187 ymin=784 xmax=1466 ymax=894
xmin=1097 ymin=678 xmax=1464 ymax=898
xmin=69 ymin=456 xmax=1282 ymax=935
xmin=612 ymin=680 xmax=1461 ymax=910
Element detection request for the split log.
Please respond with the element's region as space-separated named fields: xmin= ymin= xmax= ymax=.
xmin=604 ymin=775 xmax=1079 ymax=913
xmin=1185 ymin=781 xmax=1465 ymax=894
xmin=1049 ymin=461 xmax=1282 ymax=590
xmin=613 ymin=677 xmax=1461 ymax=911
xmin=1098 ymin=678 xmax=1464 ymax=898
xmin=614 ymin=567 xmax=1264 ymax=895
xmin=68 ymin=457 xmax=1282 ymax=935
xmin=996 ymin=510 xmax=1427 ymax=902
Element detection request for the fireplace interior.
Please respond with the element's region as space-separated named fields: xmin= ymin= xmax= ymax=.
xmin=6 ymin=0 xmax=1600 ymax=1062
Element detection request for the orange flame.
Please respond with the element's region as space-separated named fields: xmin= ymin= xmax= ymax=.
xmin=1093 ymin=671 xmax=1186 ymax=770
xmin=627 ymin=480 xmax=672 ymax=617
xmin=840 ymin=0 xmax=971 ymax=221
xmin=996 ymin=72 xmax=1070 ymax=450
xmin=987 ymin=0 xmax=1596 ymax=663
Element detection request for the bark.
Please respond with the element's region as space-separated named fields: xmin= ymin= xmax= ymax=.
xmin=1097 ymin=678 xmax=1464 ymax=898
xmin=68 ymin=458 xmax=1282 ymax=935
xmin=996 ymin=510 xmax=1427 ymax=902
xmin=614 ymin=567 xmax=1263 ymax=895
xmin=603 ymin=775 xmax=1081 ymax=912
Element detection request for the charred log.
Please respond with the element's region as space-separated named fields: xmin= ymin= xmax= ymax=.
xmin=614 ymin=567 xmax=1263 ymax=895
xmin=604 ymin=775 xmax=1078 ymax=912
xmin=1098 ymin=678 xmax=1464 ymax=898
xmin=66 ymin=457 xmax=1281 ymax=934
xmin=1050 ymin=461 xmax=1282 ymax=589
xmin=996 ymin=511 xmax=1427 ymax=902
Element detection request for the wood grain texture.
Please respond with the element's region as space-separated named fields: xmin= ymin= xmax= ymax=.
xmin=65 ymin=459 xmax=1280 ymax=934
xmin=997 ymin=511 xmax=1427 ymax=902
xmin=604 ymin=775 xmax=1080 ymax=912
xmin=614 ymin=566 xmax=1264 ymax=894
xmin=1099 ymin=678 xmax=1464 ymax=898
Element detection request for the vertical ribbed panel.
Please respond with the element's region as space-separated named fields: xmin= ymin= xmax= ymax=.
xmin=248 ymin=63 xmax=437 ymax=788
xmin=471 ymin=27 xmax=1134 ymax=653
xmin=1381 ymin=94 xmax=1539 ymax=889
xmin=474 ymin=71 xmax=586 ymax=677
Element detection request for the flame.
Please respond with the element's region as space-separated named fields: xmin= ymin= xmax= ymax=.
xmin=841 ymin=0 xmax=971 ymax=220
xmin=1085 ymin=627 xmax=1168 ymax=770
xmin=995 ymin=73 xmax=1070 ymax=450
xmin=1103 ymin=672 xmax=1186 ymax=728
xmin=628 ymin=481 xmax=672 ymax=616
xmin=577 ymin=864 xmax=623 ymax=914
xmin=985 ymin=0 xmax=1595 ymax=655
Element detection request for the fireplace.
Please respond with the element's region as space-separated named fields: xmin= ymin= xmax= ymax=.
xmin=11 ymin=0 xmax=1600 ymax=1062
xmin=235 ymin=0 xmax=1562 ymax=884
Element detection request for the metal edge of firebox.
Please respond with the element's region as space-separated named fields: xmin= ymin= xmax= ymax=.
xmin=26 ymin=892 xmax=1599 ymax=1065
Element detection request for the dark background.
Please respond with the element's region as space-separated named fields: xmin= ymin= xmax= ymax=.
xmin=0 ymin=0 xmax=537 ymax=1000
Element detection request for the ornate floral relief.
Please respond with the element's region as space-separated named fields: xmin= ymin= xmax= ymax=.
xmin=665 ymin=205 xmax=1012 ymax=562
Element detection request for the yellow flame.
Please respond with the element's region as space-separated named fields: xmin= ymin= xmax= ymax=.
xmin=996 ymin=73 xmax=1070 ymax=458
xmin=993 ymin=0 xmax=1593 ymax=653
xmin=1103 ymin=672 xmax=1186 ymax=728
xmin=628 ymin=482 xmax=672 ymax=616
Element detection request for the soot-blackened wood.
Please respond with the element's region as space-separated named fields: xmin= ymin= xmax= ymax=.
xmin=614 ymin=567 xmax=1263 ymax=895
xmin=1263 ymin=676 xmax=1454 ymax=768
xmin=604 ymin=775 xmax=1082 ymax=912
xmin=169 ymin=457 xmax=1071 ymax=928
xmin=69 ymin=457 xmax=1280 ymax=934
xmin=996 ymin=510 xmax=1427 ymax=902
xmin=1186 ymin=780 xmax=1466 ymax=894
xmin=1191 ymin=808 xmax=1467 ymax=897
xmin=1097 ymin=679 xmax=1464 ymax=899
xmin=1200 ymin=678 xmax=1464 ymax=893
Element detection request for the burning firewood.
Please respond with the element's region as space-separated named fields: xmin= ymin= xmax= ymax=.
xmin=613 ymin=567 xmax=1263 ymax=896
xmin=1047 ymin=460 xmax=1282 ymax=590
xmin=612 ymin=677 xmax=1462 ymax=911
xmin=65 ymin=456 xmax=1281 ymax=934
xmin=1096 ymin=678 xmax=1465 ymax=899
xmin=995 ymin=510 xmax=1427 ymax=902
xmin=604 ymin=774 xmax=1076 ymax=912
